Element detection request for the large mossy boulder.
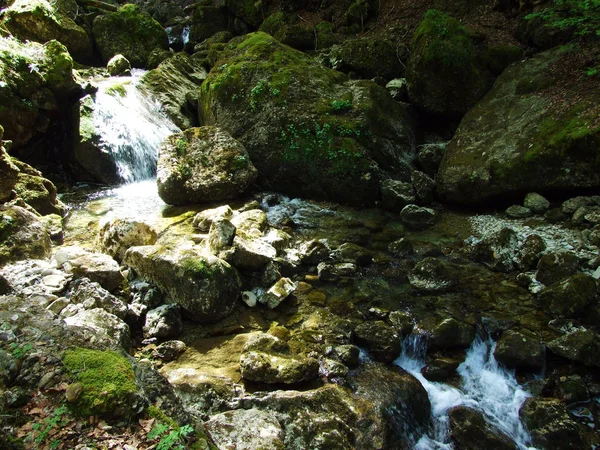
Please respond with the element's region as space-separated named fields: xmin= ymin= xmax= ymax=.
xmin=0 ymin=142 xmax=21 ymax=203
xmin=0 ymin=205 xmax=52 ymax=264
xmin=406 ymin=9 xmax=496 ymax=116
xmin=140 ymin=52 xmax=208 ymax=129
xmin=329 ymin=37 xmax=403 ymax=80
xmin=92 ymin=4 xmax=168 ymax=68
xmin=436 ymin=45 xmax=600 ymax=205
xmin=124 ymin=245 xmax=242 ymax=323
xmin=157 ymin=126 xmax=258 ymax=205
xmin=0 ymin=37 xmax=78 ymax=149
xmin=11 ymin=159 xmax=65 ymax=216
xmin=198 ymin=32 xmax=416 ymax=206
xmin=1 ymin=0 xmax=93 ymax=62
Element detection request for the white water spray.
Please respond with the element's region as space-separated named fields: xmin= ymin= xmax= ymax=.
xmin=395 ymin=334 xmax=536 ymax=449
xmin=90 ymin=70 xmax=180 ymax=183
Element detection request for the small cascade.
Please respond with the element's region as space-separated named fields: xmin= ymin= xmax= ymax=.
xmin=90 ymin=70 xmax=180 ymax=183
xmin=395 ymin=334 xmax=535 ymax=450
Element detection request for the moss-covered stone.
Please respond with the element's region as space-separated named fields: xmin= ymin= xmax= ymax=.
xmin=63 ymin=347 xmax=141 ymax=418
xmin=1 ymin=0 xmax=93 ymax=62
xmin=11 ymin=158 xmax=65 ymax=216
xmin=436 ymin=45 xmax=600 ymax=205
xmin=92 ymin=4 xmax=168 ymax=68
xmin=406 ymin=9 xmax=495 ymax=116
xmin=199 ymin=32 xmax=416 ymax=206
xmin=0 ymin=205 xmax=52 ymax=264
xmin=329 ymin=37 xmax=403 ymax=80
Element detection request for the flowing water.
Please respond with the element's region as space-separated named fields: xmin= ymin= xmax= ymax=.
xmin=88 ymin=70 xmax=180 ymax=183
xmin=396 ymin=334 xmax=536 ymax=450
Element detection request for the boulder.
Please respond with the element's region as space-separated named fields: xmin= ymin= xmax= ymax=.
xmin=143 ymin=304 xmax=183 ymax=339
xmin=411 ymin=170 xmax=435 ymax=205
xmin=260 ymin=277 xmax=296 ymax=309
xmin=68 ymin=278 xmax=128 ymax=320
xmin=157 ymin=127 xmax=257 ymax=206
xmin=192 ymin=205 xmax=234 ymax=232
xmin=93 ymin=4 xmax=168 ymax=67
xmin=493 ymin=330 xmax=545 ymax=372
xmin=240 ymin=351 xmax=319 ymax=384
xmin=124 ymin=245 xmax=241 ymax=323
xmin=328 ymin=37 xmax=403 ymax=80
xmin=505 ymin=205 xmax=532 ymax=219
xmin=449 ymin=406 xmax=516 ymax=450
xmin=204 ymin=408 xmax=285 ymax=450
xmin=416 ymin=142 xmax=446 ymax=177
xmin=227 ymin=236 xmax=276 ymax=271
xmin=207 ymin=219 xmax=236 ymax=255
xmin=107 ymin=54 xmax=131 ymax=76
xmin=298 ymin=240 xmax=330 ymax=265
xmin=380 ymin=179 xmax=415 ymax=212
xmin=516 ymin=234 xmax=546 ymax=271
xmin=538 ymin=274 xmax=598 ymax=319
xmin=408 ymin=257 xmax=457 ymax=293
xmin=0 ymin=143 xmax=19 ymax=203
xmin=140 ymin=53 xmax=208 ymax=129
xmin=0 ymin=205 xmax=52 ymax=264
xmin=11 ymin=160 xmax=65 ymax=216
xmin=520 ymin=397 xmax=584 ymax=450
xmin=536 ymin=251 xmax=579 ymax=286
xmin=332 ymin=242 xmax=372 ymax=266
xmin=1 ymin=0 xmax=93 ymax=62
xmin=354 ymin=320 xmax=402 ymax=363
xmin=437 ymin=46 xmax=600 ymax=204
xmin=406 ymin=9 xmax=496 ymax=116
xmin=317 ymin=262 xmax=357 ymax=281
xmin=198 ymin=32 xmax=416 ymax=206
xmin=98 ymin=218 xmax=158 ymax=262
xmin=399 ymin=204 xmax=438 ymax=230
xmin=67 ymin=252 xmax=124 ymax=292
xmin=524 ymin=192 xmax=550 ymax=214
xmin=546 ymin=328 xmax=600 ymax=367
xmin=63 ymin=308 xmax=131 ymax=349
xmin=424 ymin=317 xmax=476 ymax=351
xmin=472 ymin=227 xmax=519 ymax=273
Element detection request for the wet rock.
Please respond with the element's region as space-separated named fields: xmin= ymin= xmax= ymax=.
xmin=417 ymin=142 xmax=446 ymax=177
xmin=207 ymin=219 xmax=236 ymax=255
xmin=144 ymin=304 xmax=183 ymax=339
xmin=408 ymin=257 xmax=457 ymax=293
xmin=524 ymin=192 xmax=550 ymax=214
xmin=317 ymin=262 xmax=357 ymax=281
xmin=328 ymin=37 xmax=403 ymax=80
xmin=1 ymin=0 xmax=93 ymax=62
xmin=388 ymin=237 xmax=413 ymax=257
xmin=228 ymin=237 xmax=276 ymax=271
xmin=425 ymin=318 xmax=476 ymax=351
xmin=204 ymin=408 xmax=285 ymax=450
xmin=412 ymin=170 xmax=435 ymax=205
xmin=11 ymin=159 xmax=66 ymax=216
xmin=399 ymin=204 xmax=438 ymax=230
xmin=153 ymin=340 xmax=186 ymax=362
xmin=555 ymin=375 xmax=589 ymax=403
xmin=68 ymin=278 xmax=128 ymax=320
xmin=546 ymin=328 xmax=600 ymax=367
xmin=538 ymin=274 xmax=598 ymax=319
xmin=98 ymin=218 xmax=158 ymax=262
xmin=536 ymin=251 xmax=579 ymax=286
xmin=260 ymin=277 xmax=296 ymax=309
xmin=241 ymin=290 xmax=258 ymax=307
xmin=389 ymin=310 xmax=414 ymax=336
xmin=240 ymin=348 xmax=319 ymax=384
xmin=561 ymin=196 xmax=598 ymax=216
xmin=0 ymin=144 xmax=19 ymax=203
xmin=0 ymin=205 xmax=52 ymax=264
xmin=505 ymin=205 xmax=532 ymax=219
xmin=493 ymin=330 xmax=545 ymax=372
xmin=380 ymin=179 xmax=415 ymax=212
xmin=67 ymin=252 xmax=124 ymax=292
xmin=516 ymin=234 xmax=546 ymax=271
xmin=472 ymin=227 xmax=519 ymax=272
xmin=354 ymin=320 xmax=402 ymax=363
xmin=299 ymin=240 xmax=330 ymax=265
xmin=231 ymin=209 xmax=267 ymax=239
xmin=422 ymin=357 xmax=461 ymax=381
xmin=332 ymin=243 xmax=372 ymax=266
xmin=386 ymin=78 xmax=408 ymax=101
xmin=333 ymin=344 xmax=360 ymax=368
xmin=157 ymin=127 xmax=257 ymax=206
xmin=124 ymin=245 xmax=241 ymax=323
xmin=192 ymin=205 xmax=234 ymax=232
xmin=107 ymin=54 xmax=131 ymax=76
xmin=93 ymin=4 xmax=168 ymax=67
xmin=520 ymin=397 xmax=584 ymax=450
xmin=63 ymin=308 xmax=131 ymax=349
xmin=449 ymin=406 xmax=516 ymax=450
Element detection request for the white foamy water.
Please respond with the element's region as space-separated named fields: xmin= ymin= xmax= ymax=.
xmin=395 ymin=334 xmax=536 ymax=449
xmin=90 ymin=70 xmax=180 ymax=183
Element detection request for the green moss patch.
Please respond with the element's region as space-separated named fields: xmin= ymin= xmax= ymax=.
xmin=63 ymin=348 xmax=138 ymax=418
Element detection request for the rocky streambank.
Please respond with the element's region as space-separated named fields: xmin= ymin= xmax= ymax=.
xmin=0 ymin=0 xmax=599 ymax=449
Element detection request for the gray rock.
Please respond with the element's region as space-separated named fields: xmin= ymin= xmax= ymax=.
xmin=153 ymin=340 xmax=186 ymax=362
xmin=561 ymin=196 xmax=597 ymax=216
xmin=388 ymin=238 xmax=413 ymax=257
xmin=399 ymin=204 xmax=438 ymax=230
xmin=261 ymin=277 xmax=296 ymax=309
xmin=547 ymin=328 xmax=600 ymax=367
xmin=493 ymin=330 xmax=545 ymax=372
xmin=416 ymin=142 xmax=446 ymax=177
xmin=536 ymin=251 xmax=579 ymax=286
xmin=516 ymin=234 xmax=546 ymax=271
xmin=144 ymin=304 xmax=183 ymax=339
xmin=354 ymin=320 xmax=402 ymax=363
xmin=298 ymin=240 xmax=329 ymax=265
xmin=67 ymin=252 xmax=124 ymax=292
xmin=333 ymin=344 xmax=360 ymax=368
xmin=524 ymin=192 xmax=550 ymax=214
xmin=505 ymin=205 xmax=532 ymax=219
xmin=0 ymin=205 xmax=52 ymax=265
xmin=157 ymin=127 xmax=257 ymax=206
xmin=408 ymin=257 xmax=456 ymax=293
xmin=207 ymin=219 xmax=236 ymax=255
xmin=107 ymin=54 xmax=131 ymax=76
xmin=192 ymin=205 xmax=234 ymax=232
xmin=332 ymin=243 xmax=372 ymax=266
xmin=538 ymin=274 xmax=598 ymax=319
xmin=98 ymin=218 xmax=158 ymax=262
xmin=381 ymin=179 xmax=415 ymax=212
xmin=449 ymin=406 xmax=516 ymax=450
xmin=425 ymin=318 xmax=476 ymax=351
xmin=228 ymin=236 xmax=276 ymax=271
xmin=317 ymin=262 xmax=357 ymax=281
xmin=240 ymin=351 xmax=319 ymax=384
xmin=472 ymin=227 xmax=519 ymax=273
xmin=411 ymin=170 xmax=435 ymax=205
xmin=68 ymin=277 xmax=128 ymax=320
xmin=63 ymin=308 xmax=131 ymax=349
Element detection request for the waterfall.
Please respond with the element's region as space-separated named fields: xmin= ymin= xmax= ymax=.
xmin=395 ymin=334 xmax=536 ymax=450
xmin=90 ymin=70 xmax=180 ymax=183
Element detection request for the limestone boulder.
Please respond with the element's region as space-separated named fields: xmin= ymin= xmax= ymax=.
xmin=67 ymin=252 xmax=124 ymax=292
xmin=124 ymin=245 xmax=241 ymax=323
xmin=107 ymin=54 xmax=131 ymax=76
xmin=546 ymin=328 xmax=600 ymax=367
xmin=92 ymin=4 xmax=168 ymax=67
xmin=538 ymin=274 xmax=598 ymax=320
xmin=449 ymin=406 xmax=516 ymax=450
xmin=98 ymin=218 xmax=158 ymax=262
xmin=63 ymin=308 xmax=131 ymax=350
xmin=157 ymin=127 xmax=257 ymax=206
xmin=354 ymin=320 xmax=402 ymax=363
xmin=0 ymin=205 xmax=52 ymax=265
xmin=328 ymin=37 xmax=403 ymax=80
xmin=143 ymin=304 xmax=183 ymax=339
xmin=493 ymin=330 xmax=545 ymax=372
xmin=67 ymin=277 xmax=128 ymax=320
xmin=198 ymin=32 xmax=417 ymax=206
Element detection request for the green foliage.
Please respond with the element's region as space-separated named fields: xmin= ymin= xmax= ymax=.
xmin=105 ymin=83 xmax=127 ymax=97
xmin=9 ymin=341 xmax=33 ymax=359
xmin=525 ymin=0 xmax=600 ymax=37
xmin=177 ymin=162 xmax=192 ymax=178
xmin=28 ymin=405 xmax=69 ymax=449
xmin=62 ymin=348 xmax=137 ymax=418
xmin=330 ymin=99 xmax=352 ymax=113
xmin=148 ymin=422 xmax=194 ymax=450
xmin=231 ymin=153 xmax=249 ymax=170
xmin=584 ymin=63 xmax=600 ymax=76
xmin=181 ymin=257 xmax=212 ymax=277
xmin=249 ymin=79 xmax=280 ymax=110
xmin=175 ymin=138 xmax=187 ymax=157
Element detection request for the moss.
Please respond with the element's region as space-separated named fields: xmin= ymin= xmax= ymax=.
xmin=484 ymin=45 xmax=523 ymax=76
xmin=105 ymin=83 xmax=127 ymax=98
xmin=315 ymin=21 xmax=337 ymax=49
xmin=181 ymin=256 xmax=212 ymax=277
xmin=0 ymin=213 xmax=15 ymax=243
xmin=42 ymin=40 xmax=73 ymax=90
xmin=63 ymin=347 xmax=138 ymax=418
xmin=260 ymin=11 xmax=287 ymax=36
xmin=146 ymin=405 xmax=178 ymax=429
xmin=175 ymin=138 xmax=187 ymax=157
